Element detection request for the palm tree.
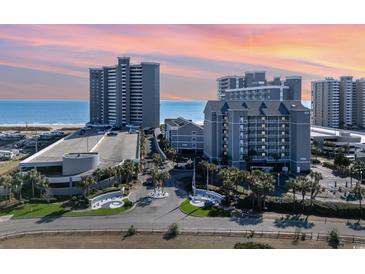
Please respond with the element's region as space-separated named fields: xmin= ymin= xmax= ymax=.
xmin=249 ymin=170 xmax=274 ymax=211
xmin=260 ymin=172 xmax=275 ymax=210
xmin=152 ymin=153 xmax=162 ymax=167
xmin=80 ymin=176 xmax=95 ymax=196
xmin=11 ymin=172 xmax=25 ymax=201
xmin=353 ymin=184 xmax=365 ymax=222
xmin=287 ymin=178 xmax=298 ymax=211
xmin=0 ymin=175 xmax=13 ymax=203
xmin=219 ymin=168 xmax=234 ymax=203
xmin=92 ymin=168 xmax=103 ymax=182
xmin=308 ymin=171 xmax=323 ymax=206
xmin=199 ymin=160 xmax=209 ymax=189
xmin=352 ymin=161 xmax=365 ymax=184
xmin=37 ymin=176 xmax=50 ymax=202
xmin=207 ymin=163 xmax=218 ymax=190
xmin=158 ymin=171 xmax=170 ymax=193
xmin=26 ymin=169 xmax=43 ymax=198
xmin=122 ymin=160 xmax=135 ymax=184
xmin=151 ymin=168 xmax=159 ymax=193
xmin=239 ymin=170 xmax=250 ymax=189
xmin=296 ymin=176 xmax=310 ymax=211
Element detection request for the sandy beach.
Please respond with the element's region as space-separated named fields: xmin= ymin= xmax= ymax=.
xmin=0 ymin=124 xmax=84 ymax=131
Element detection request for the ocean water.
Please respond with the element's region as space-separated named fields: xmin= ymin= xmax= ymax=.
xmin=0 ymin=99 xmax=311 ymax=125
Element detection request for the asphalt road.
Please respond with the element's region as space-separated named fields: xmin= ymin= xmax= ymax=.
xmin=1 ymin=171 xmax=365 ymax=237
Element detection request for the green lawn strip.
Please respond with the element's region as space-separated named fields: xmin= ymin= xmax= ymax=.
xmin=0 ymin=198 xmax=132 ymax=219
xmin=179 ymin=199 xmax=231 ymax=217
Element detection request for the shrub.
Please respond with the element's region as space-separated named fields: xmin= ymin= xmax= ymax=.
xmin=328 ymin=228 xmax=340 ymax=248
xmin=322 ymin=162 xmax=335 ymax=169
xmin=234 ymin=242 xmax=273 ymax=249
xmin=29 ymin=198 xmax=57 ymax=204
xmin=164 ymin=223 xmax=179 ymax=239
xmin=236 ymin=196 xmax=365 ymax=220
xmin=312 ymin=159 xmax=321 ymax=165
xmin=126 ymin=225 xmax=136 ymax=237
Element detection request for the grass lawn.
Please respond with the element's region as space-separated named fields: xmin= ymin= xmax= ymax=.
xmin=179 ymin=199 xmax=231 ymax=217
xmin=0 ymin=198 xmax=133 ymax=219
xmin=0 ymin=160 xmax=20 ymax=175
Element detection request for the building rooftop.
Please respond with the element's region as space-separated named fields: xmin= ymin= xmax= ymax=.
xmin=204 ymin=100 xmax=308 ymax=116
xmin=20 ymin=130 xmax=138 ymax=169
xmin=165 ymin=117 xmax=203 ymax=129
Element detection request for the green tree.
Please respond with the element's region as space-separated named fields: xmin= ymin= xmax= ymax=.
xmin=80 ymin=176 xmax=95 ymax=196
xmin=26 ymin=169 xmax=45 ymax=198
xmin=152 ymin=153 xmax=162 ymax=167
xmin=334 ymin=153 xmax=350 ymax=171
xmin=308 ymin=171 xmax=323 ymax=206
xmin=11 ymin=172 xmax=25 ymax=201
xmin=353 ymin=184 xmax=365 ymax=222
xmin=92 ymin=168 xmax=103 ymax=182
xmin=158 ymin=171 xmax=170 ymax=193
xmin=352 ymin=161 xmax=365 ymax=184
xmin=0 ymin=174 xmax=13 ymax=203
xmin=287 ymin=178 xmax=298 ymax=211
xmin=151 ymin=168 xmax=159 ymax=193
xmin=121 ymin=160 xmax=135 ymax=184
xmin=165 ymin=147 xmax=177 ymax=162
xmin=250 ymin=171 xmax=274 ymax=210
xmin=296 ymin=176 xmax=310 ymax=211
xmin=219 ymin=168 xmax=234 ymax=203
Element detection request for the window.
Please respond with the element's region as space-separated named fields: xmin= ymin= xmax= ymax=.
xmin=261 ymin=117 xmax=266 ymax=120
xmin=262 ymin=153 xmax=266 ymax=156
xmin=262 ymin=124 xmax=266 ymax=128
xmin=262 ymin=131 xmax=265 ymax=134
xmin=262 ymin=138 xmax=265 ymax=142
xmin=192 ymin=131 xmax=196 ymax=135
xmin=240 ymin=116 xmax=244 ymax=123
xmin=262 ymin=145 xmax=265 ymax=149
xmin=240 ymin=124 xmax=244 ymax=130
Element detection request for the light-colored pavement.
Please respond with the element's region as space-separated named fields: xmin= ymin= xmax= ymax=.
xmin=1 ymin=171 xmax=365 ymax=237
xmin=95 ymin=131 xmax=138 ymax=168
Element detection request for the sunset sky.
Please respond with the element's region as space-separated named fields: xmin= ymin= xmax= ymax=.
xmin=1 ymin=24 xmax=365 ymax=101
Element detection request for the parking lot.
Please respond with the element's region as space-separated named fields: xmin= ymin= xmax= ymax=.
xmin=311 ymin=164 xmax=358 ymax=202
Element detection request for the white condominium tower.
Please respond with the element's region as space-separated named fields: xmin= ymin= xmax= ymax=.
xmin=311 ymin=78 xmax=340 ymax=128
xmin=312 ymin=76 xmax=365 ymax=129
xmin=89 ymin=57 xmax=160 ymax=128
xmin=356 ymin=79 xmax=365 ymax=128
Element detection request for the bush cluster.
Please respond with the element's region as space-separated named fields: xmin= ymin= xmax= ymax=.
xmin=237 ymin=196 xmax=365 ymax=219
xmin=234 ymin=242 xmax=274 ymax=249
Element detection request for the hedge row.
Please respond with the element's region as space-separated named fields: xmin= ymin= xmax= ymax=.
xmin=237 ymin=196 xmax=365 ymax=219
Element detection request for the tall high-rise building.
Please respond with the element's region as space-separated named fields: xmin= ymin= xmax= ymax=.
xmin=312 ymin=76 xmax=365 ymax=129
xmin=217 ymin=75 xmax=245 ymax=100
xmin=356 ymin=79 xmax=365 ymax=128
xmin=216 ymin=71 xmax=301 ymax=101
xmin=89 ymin=57 xmax=160 ymax=128
xmin=311 ymin=78 xmax=340 ymax=128
xmin=339 ymin=76 xmax=355 ymax=128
